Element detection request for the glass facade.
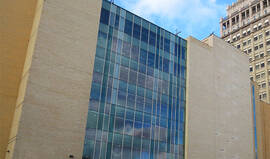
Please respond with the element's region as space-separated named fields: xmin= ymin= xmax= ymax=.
xmin=83 ymin=0 xmax=187 ymax=158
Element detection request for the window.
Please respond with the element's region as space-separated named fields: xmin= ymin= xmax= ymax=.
xmin=100 ymin=8 xmax=110 ymax=25
xmin=141 ymin=27 xmax=149 ymax=43
xmin=265 ymin=20 xmax=270 ymax=26
xmin=90 ymin=83 xmax=101 ymax=100
xmin=164 ymin=38 xmax=170 ymax=53
xmin=266 ymin=30 xmax=270 ymax=36
xmin=268 ymin=60 xmax=270 ymax=65
xmin=233 ymin=36 xmax=236 ymax=42
xmin=242 ymin=12 xmax=246 ymax=19
xmin=256 ymin=74 xmax=260 ymax=79
xmin=124 ymin=19 xmax=132 ymax=36
xmin=263 ymin=0 xmax=267 ymax=8
xmin=258 ymin=24 xmax=262 ymax=30
xmin=254 ymin=25 xmax=258 ymax=32
xmin=248 ymin=48 xmax=252 ymax=53
xmin=254 ymin=45 xmax=259 ymax=51
xmin=249 ymin=57 xmax=253 ymax=62
xmin=94 ymin=58 xmax=105 ymax=73
xmin=237 ymin=35 xmax=240 ymax=40
xmin=244 ymin=50 xmax=248 ymax=54
xmin=222 ymin=22 xmax=227 ymax=30
xmin=243 ymin=41 xmax=247 ymax=46
xmin=257 ymin=3 xmax=261 ymax=12
xmin=248 ymin=39 xmax=252 ymax=45
xmin=232 ymin=17 xmax=236 ymax=25
xmin=250 ymin=76 xmax=254 ymax=81
xmin=262 ymin=83 xmax=266 ymax=88
xmin=133 ymin=23 xmax=141 ymax=39
xmin=252 ymin=6 xmax=256 ymax=14
xmin=250 ymin=67 xmax=253 ymax=72
xmin=260 ymin=53 xmax=264 ymax=58
xmin=261 ymin=62 xmax=265 ymax=68
xmin=255 ymin=54 xmax=260 ymax=60
xmin=149 ymin=31 xmax=156 ymax=46
xmin=261 ymin=72 xmax=266 ymax=78
xmin=267 ymin=40 xmax=270 ymax=46
xmin=259 ymin=43 xmax=264 ymax=48
xmin=254 ymin=36 xmax=258 ymax=41
xmin=263 ymin=93 xmax=267 ymax=99
xmin=259 ymin=34 xmax=263 ymax=39
xmin=256 ymin=64 xmax=260 ymax=70
xmin=267 ymin=49 xmax=270 ymax=55
xmin=237 ymin=44 xmax=240 ymax=49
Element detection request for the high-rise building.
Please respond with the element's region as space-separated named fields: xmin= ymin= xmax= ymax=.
xmin=1 ymin=0 xmax=255 ymax=159
xmin=220 ymin=0 xmax=270 ymax=103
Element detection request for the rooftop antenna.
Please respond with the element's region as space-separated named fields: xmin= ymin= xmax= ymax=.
xmin=175 ymin=29 xmax=181 ymax=36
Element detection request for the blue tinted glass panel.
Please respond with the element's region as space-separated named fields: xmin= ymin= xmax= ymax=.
xmin=124 ymin=19 xmax=132 ymax=36
xmin=100 ymin=8 xmax=110 ymax=25
xmin=149 ymin=31 xmax=156 ymax=46
xmin=141 ymin=27 xmax=149 ymax=43
xmin=133 ymin=23 xmax=141 ymax=39
xmin=164 ymin=38 xmax=170 ymax=52
xmin=84 ymin=2 xmax=187 ymax=159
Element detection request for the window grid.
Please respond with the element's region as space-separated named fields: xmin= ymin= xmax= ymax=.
xmin=83 ymin=1 xmax=187 ymax=159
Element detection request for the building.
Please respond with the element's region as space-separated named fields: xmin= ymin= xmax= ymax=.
xmin=251 ymin=81 xmax=270 ymax=159
xmin=82 ymin=1 xmax=187 ymax=159
xmin=186 ymin=35 xmax=255 ymax=159
xmin=220 ymin=0 xmax=270 ymax=103
xmin=0 ymin=0 xmax=256 ymax=159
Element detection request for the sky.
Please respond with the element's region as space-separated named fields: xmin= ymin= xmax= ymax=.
xmin=113 ymin=0 xmax=236 ymax=40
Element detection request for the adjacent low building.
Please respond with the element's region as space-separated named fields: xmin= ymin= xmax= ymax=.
xmin=251 ymin=81 xmax=270 ymax=159
xmin=0 ymin=0 xmax=257 ymax=159
xmin=186 ymin=35 xmax=255 ymax=159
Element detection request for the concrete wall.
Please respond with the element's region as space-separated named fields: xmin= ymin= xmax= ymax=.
xmin=5 ymin=0 xmax=102 ymax=158
xmin=0 ymin=0 xmax=41 ymax=158
xmin=186 ymin=35 xmax=255 ymax=159
xmin=252 ymin=81 xmax=266 ymax=159
xmin=255 ymin=97 xmax=270 ymax=159
xmin=264 ymin=103 xmax=270 ymax=159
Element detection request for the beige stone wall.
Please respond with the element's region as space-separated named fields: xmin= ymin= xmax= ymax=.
xmin=252 ymin=81 xmax=266 ymax=159
xmin=6 ymin=0 xmax=102 ymax=158
xmin=255 ymin=99 xmax=270 ymax=159
xmin=0 ymin=0 xmax=41 ymax=158
xmin=264 ymin=103 xmax=270 ymax=159
xmin=186 ymin=35 xmax=255 ymax=159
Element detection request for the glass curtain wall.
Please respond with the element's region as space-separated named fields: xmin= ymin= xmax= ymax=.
xmin=83 ymin=0 xmax=187 ymax=158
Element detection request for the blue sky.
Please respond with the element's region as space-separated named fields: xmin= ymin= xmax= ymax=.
xmin=113 ymin=0 xmax=235 ymax=40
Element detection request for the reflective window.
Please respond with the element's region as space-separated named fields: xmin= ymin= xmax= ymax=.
xmin=100 ymin=8 xmax=110 ymax=25
xmin=83 ymin=1 xmax=187 ymax=159
xmin=141 ymin=27 xmax=149 ymax=43
xmin=124 ymin=19 xmax=133 ymax=36
xmin=149 ymin=31 xmax=156 ymax=46
xmin=133 ymin=23 xmax=141 ymax=39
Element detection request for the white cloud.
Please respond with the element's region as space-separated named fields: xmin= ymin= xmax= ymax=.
xmin=117 ymin=0 xmax=227 ymax=39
